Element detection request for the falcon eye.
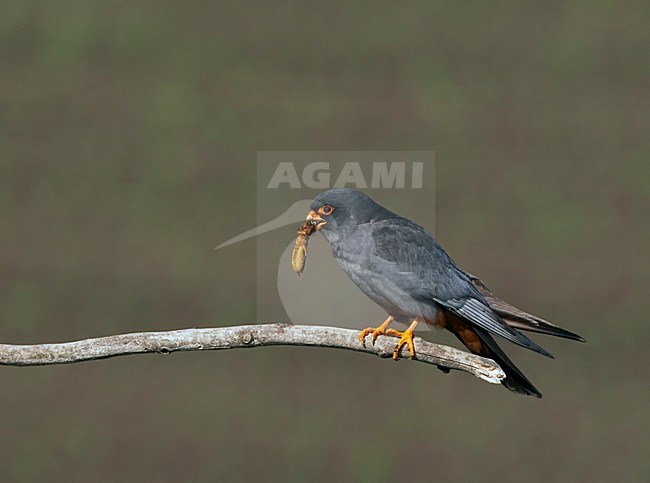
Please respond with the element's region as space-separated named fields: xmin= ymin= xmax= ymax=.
xmin=319 ymin=204 xmax=334 ymax=215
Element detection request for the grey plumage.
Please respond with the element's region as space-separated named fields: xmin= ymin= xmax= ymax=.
xmin=309 ymin=188 xmax=584 ymax=397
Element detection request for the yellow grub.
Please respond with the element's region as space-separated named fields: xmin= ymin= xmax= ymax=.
xmin=291 ymin=221 xmax=316 ymax=275
xmin=292 ymin=234 xmax=308 ymax=275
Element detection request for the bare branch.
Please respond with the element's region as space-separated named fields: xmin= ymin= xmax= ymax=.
xmin=0 ymin=324 xmax=505 ymax=384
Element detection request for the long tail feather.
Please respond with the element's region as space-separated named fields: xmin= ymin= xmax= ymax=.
xmin=473 ymin=327 xmax=542 ymax=398
xmin=443 ymin=311 xmax=542 ymax=398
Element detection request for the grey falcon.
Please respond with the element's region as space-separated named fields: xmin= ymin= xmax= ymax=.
xmin=304 ymin=188 xmax=584 ymax=397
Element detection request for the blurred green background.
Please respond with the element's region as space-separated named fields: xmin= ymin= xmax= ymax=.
xmin=1 ymin=1 xmax=648 ymax=481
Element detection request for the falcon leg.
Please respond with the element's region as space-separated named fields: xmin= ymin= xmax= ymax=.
xmin=359 ymin=316 xmax=394 ymax=347
xmin=386 ymin=320 xmax=419 ymax=360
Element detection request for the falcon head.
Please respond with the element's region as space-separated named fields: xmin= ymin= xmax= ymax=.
xmin=307 ymin=188 xmax=393 ymax=236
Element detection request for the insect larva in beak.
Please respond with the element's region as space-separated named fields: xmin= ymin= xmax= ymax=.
xmin=291 ymin=234 xmax=308 ymax=275
xmin=292 ymin=221 xmax=316 ymax=275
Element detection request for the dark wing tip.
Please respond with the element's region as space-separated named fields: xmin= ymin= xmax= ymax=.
xmin=529 ymin=340 xmax=554 ymax=359
xmin=503 ymin=317 xmax=586 ymax=342
xmin=466 ymin=272 xmax=586 ymax=344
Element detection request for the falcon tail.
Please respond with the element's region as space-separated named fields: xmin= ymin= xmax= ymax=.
xmin=473 ymin=327 xmax=542 ymax=398
xmin=443 ymin=311 xmax=542 ymax=398
xmin=467 ymin=273 xmax=585 ymax=342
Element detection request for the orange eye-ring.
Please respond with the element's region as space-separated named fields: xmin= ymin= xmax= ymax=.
xmin=319 ymin=204 xmax=334 ymax=215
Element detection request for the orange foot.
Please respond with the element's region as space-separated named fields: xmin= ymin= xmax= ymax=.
xmin=386 ymin=320 xmax=419 ymax=360
xmin=359 ymin=316 xmax=394 ymax=347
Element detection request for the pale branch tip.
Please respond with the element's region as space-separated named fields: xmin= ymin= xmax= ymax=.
xmin=0 ymin=324 xmax=505 ymax=384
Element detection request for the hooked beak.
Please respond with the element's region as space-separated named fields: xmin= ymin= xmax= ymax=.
xmin=306 ymin=210 xmax=327 ymax=230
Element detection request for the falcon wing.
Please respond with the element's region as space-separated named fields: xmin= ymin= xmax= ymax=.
xmin=371 ymin=218 xmax=553 ymax=358
xmin=439 ymin=297 xmax=553 ymax=358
